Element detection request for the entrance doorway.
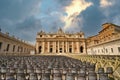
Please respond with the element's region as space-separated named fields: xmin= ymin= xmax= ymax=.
xmin=39 ymin=46 xmax=42 ymax=53
xmin=69 ymin=48 xmax=72 ymax=53
xmin=56 ymin=50 xmax=58 ymax=53
xmin=80 ymin=46 xmax=83 ymax=53
xmin=50 ymin=48 xmax=53 ymax=53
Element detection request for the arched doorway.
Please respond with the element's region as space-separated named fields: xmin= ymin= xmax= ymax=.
xmin=50 ymin=48 xmax=53 ymax=53
xmin=69 ymin=48 xmax=72 ymax=53
xmin=80 ymin=46 xmax=83 ymax=53
xmin=39 ymin=46 xmax=42 ymax=53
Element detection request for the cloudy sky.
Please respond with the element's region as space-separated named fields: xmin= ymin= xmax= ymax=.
xmin=0 ymin=0 xmax=120 ymax=44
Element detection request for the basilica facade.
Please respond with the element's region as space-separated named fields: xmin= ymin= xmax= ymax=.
xmin=36 ymin=28 xmax=86 ymax=54
xmin=36 ymin=23 xmax=120 ymax=55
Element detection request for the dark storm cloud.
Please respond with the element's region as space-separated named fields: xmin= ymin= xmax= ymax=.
xmin=79 ymin=2 xmax=105 ymax=37
xmin=39 ymin=0 xmax=66 ymax=32
xmin=40 ymin=11 xmax=65 ymax=32
xmin=0 ymin=0 xmax=41 ymax=43
xmin=0 ymin=0 xmax=41 ymax=21
xmin=76 ymin=0 xmax=120 ymax=37
xmin=0 ymin=0 xmax=120 ymax=43
xmin=15 ymin=17 xmax=42 ymax=42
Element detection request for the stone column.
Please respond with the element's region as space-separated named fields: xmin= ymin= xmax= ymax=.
xmin=77 ymin=41 xmax=79 ymax=53
xmin=36 ymin=42 xmax=39 ymax=53
xmin=66 ymin=42 xmax=67 ymax=53
xmin=67 ymin=42 xmax=69 ymax=53
xmin=42 ymin=42 xmax=45 ymax=53
xmin=62 ymin=42 xmax=64 ymax=53
xmin=83 ymin=42 xmax=86 ymax=54
xmin=48 ymin=42 xmax=50 ymax=53
xmin=58 ymin=41 xmax=59 ymax=53
xmin=72 ymin=42 xmax=74 ymax=53
xmin=53 ymin=41 xmax=56 ymax=53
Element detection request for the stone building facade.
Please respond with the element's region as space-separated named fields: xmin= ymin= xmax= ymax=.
xmin=1 ymin=23 xmax=119 ymax=55
xmin=87 ymin=23 xmax=120 ymax=55
xmin=0 ymin=31 xmax=35 ymax=55
xmin=36 ymin=28 xmax=86 ymax=54
xmin=36 ymin=23 xmax=120 ymax=55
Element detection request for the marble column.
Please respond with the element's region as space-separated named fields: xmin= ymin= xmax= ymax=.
xmin=62 ymin=42 xmax=64 ymax=53
xmin=66 ymin=42 xmax=67 ymax=53
xmin=36 ymin=42 xmax=39 ymax=53
xmin=53 ymin=41 xmax=56 ymax=53
xmin=72 ymin=42 xmax=74 ymax=53
xmin=58 ymin=41 xmax=59 ymax=53
xmin=42 ymin=42 xmax=45 ymax=53
xmin=48 ymin=42 xmax=50 ymax=53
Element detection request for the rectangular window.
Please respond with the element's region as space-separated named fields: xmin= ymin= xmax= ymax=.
xmin=6 ymin=44 xmax=10 ymax=51
xmin=17 ymin=46 xmax=19 ymax=52
xmin=13 ymin=45 xmax=15 ymax=52
xmin=0 ymin=42 xmax=2 ymax=50
xmin=111 ymin=48 xmax=113 ymax=53
xmin=118 ymin=47 xmax=120 ymax=52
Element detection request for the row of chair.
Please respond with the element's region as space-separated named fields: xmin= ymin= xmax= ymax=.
xmin=0 ymin=55 xmax=113 ymax=80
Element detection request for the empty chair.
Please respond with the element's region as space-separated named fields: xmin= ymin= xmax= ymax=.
xmin=53 ymin=73 xmax=62 ymax=80
xmin=79 ymin=67 xmax=86 ymax=76
xmin=29 ymin=73 xmax=38 ymax=80
xmin=88 ymin=63 xmax=96 ymax=72
xmin=62 ymin=68 xmax=68 ymax=75
xmin=41 ymin=73 xmax=50 ymax=80
xmin=41 ymin=69 xmax=51 ymax=80
xmin=98 ymin=67 xmax=109 ymax=80
xmin=52 ymin=68 xmax=61 ymax=74
xmin=17 ymin=68 xmax=24 ymax=74
xmin=77 ymin=73 xmax=86 ymax=80
xmin=27 ymin=67 xmax=34 ymax=74
xmin=52 ymin=68 xmax=62 ymax=80
xmin=71 ymin=67 xmax=77 ymax=75
xmin=6 ymin=73 xmax=15 ymax=80
xmin=1 ymin=64 xmax=7 ymax=74
xmin=106 ymin=67 xmax=113 ymax=74
xmin=13 ymin=63 xmax=19 ymax=69
xmin=16 ymin=73 xmax=26 ymax=80
xmin=88 ymin=72 xmax=97 ymax=80
xmin=35 ymin=67 xmax=41 ymax=74
xmin=99 ymin=73 xmax=109 ymax=80
xmin=9 ymin=67 xmax=16 ymax=74
xmin=66 ymin=73 xmax=75 ymax=80
xmin=45 ymin=69 xmax=51 ymax=74
xmin=1 ymin=65 xmax=7 ymax=79
xmin=98 ymin=68 xmax=104 ymax=74
xmin=77 ymin=68 xmax=86 ymax=80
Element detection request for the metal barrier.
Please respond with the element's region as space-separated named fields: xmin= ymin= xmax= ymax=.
xmin=66 ymin=54 xmax=120 ymax=80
